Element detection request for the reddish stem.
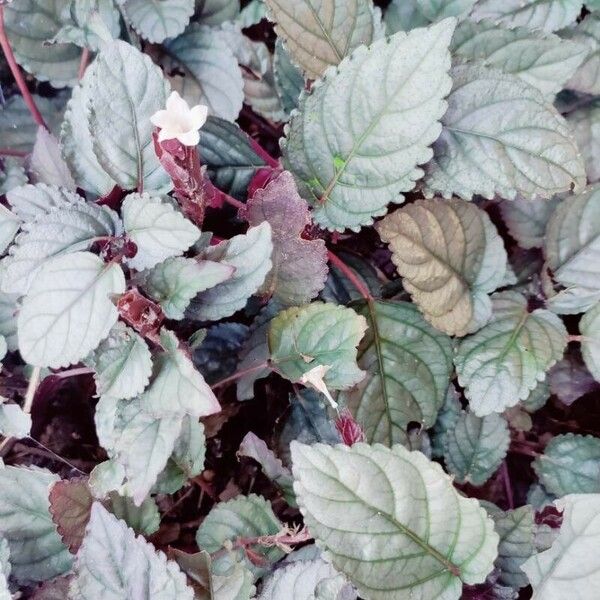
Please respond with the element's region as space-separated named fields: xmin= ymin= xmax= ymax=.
xmin=249 ymin=138 xmax=280 ymax=169
xmin=500 ymin=461 xmax=514 ymax=510
xmin=568 ymin=334 xmax=583 ymax=343
xmin=211 ymin=361 xmax=270 ymax=390
xmin=0 ymin=148 xmax=27 ymax=157
xmin=217 ymin=189 xmax=245 ymax=211
xmin=0 ymin=6 xmax=47 ymax=130
xmin=78 ymin=47 xmax=90 ymax=80
xmin=327 ymin=250 xmax=373 ymax=301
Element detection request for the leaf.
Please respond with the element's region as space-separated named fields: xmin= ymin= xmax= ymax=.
xmin=17 ymin=252 xmax=126 ymax=369
xmin=241 ymin=171 xmax=328 ymax=305
xmin=2 ymin=199 xmax=120 ymax=296
xmin=522 ymin=494 xmax=600 ymax=599
xmin=548 ymin=353 xmax=599 ymax=405
xmin=0 ymin=292 xmax=19 ymax=352
xmin=140 ymin=257 xmax=234 ymax=320
xmin=187 ymin=222 xmax=273 ymax=321
xmin=486 ymin=505 xmax=535 ymax=589
xmin=212 ymin=554 xmax=256 ymax=599
xmin=282 ymin=19 xmax=455 ymax=231
xmin=425 ymin=64 xmax=585 ymax=200
xmin=269 ymin=302 xmax=367 ymax=389
xmin=291 ymin=442 xmax=499 ymax=599
xmin=0 ymin=206 xmax=20 ymax=255
xmin=122 ymin=193 xmax=200 ymax=271
xmin=339 ymin=300 xmax=453 ymax=445
xmin=3 ymin=0 xmax=80 ymax=87
xmin=0 ymin=465 xmax=72 ymax=583
xmin=562 ymin=14 xmax=600 ymax=95
xmin=87 ymin=40 xmax=171 ymax=191
xmin=164 ymin=23 xmax=244 ymax=122
xmin=417 ymin=0 xmax=476 ymax=20
xmin=264 ymin=0 xmax=376 ymax=79
xmin=0 ymin=158 xmax=27 ymax=196
xmin=452 ymin=19 xmax=588 ymax=97
xmin=29 ymin=128 xmax=76 ymax=190
xmin=443 ymin=411 xmax=510 ymax=485
xmin=455 ymin=291 xmax=568 ymax=416
xmin=384 ymin=0 xmax=429 ymax=33
xmin=544 ymin=186 xmax=600 ymax=302
xmin=431 ymin=384 xmax=462 ymax=457
xmin=581 ymin=302 xmax=600 ymax=382
xmin=196 ymin=0 xmax=241 ymax=25
xmin=118 ymin=0 xmax=194 ymax=42
xmin=533 ymin=433 xmax=600 ymax=495
xmin=0 ymin=401 xmax=31 ymax=438
xmin=85 ymin=322 xmax=153 ymax=400
xmin=499 ymin=196 xmax=561 ymax=249
xmin=6 ymin=183 xmax=80 ymax=222
xmin=108 ymin=494 xmax=160 ymax=536
xmin=274 ymin=40 xmax=304 ymax=116
xmin=471 ymin=0 xmax=583 ymax=33
xmin=0 ymin=538 xmax=10 ymax=600
xmin=237 ymin=0 xmax=267 ymax=28
xmin=377 ymin=198 xmax=507 ymax=336
xmin=566 ymin=98 xmax=600 ymax=183
xmin=72 ymin=503 xmax=194 ymax=599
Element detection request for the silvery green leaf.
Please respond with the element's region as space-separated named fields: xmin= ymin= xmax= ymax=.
xmin=140 ymin=257 xmax=234 ymax=320
xmin=72 ymin=503 xmax=194 ymax=599
xmin=264 ymin=0 xmax=376 ymax=79
xmin=85 ymin=322 xmax=153 ymax=400
xmin=258 ymin=559 xmax=346 ymax=600
xmin=291 ymin=442 xmax=499 ymax=599
xmin=0 ymin=465 xmax=72 ymax=583
xmin=0 ymin=206 xmax=20 ymax=255
xmin=0 ymin=158 xmax=27 ymax=196
xmin=88 ymin=460 xmax=126 ymax=498
xmin=566 ymin=98 xmax=600 ymax=183
xmin=237 ymin=0 xmax=266 ymax=28
xmin=378 ymin=199 xmax=507 ymax=336
xmin=2 ymin=200 xmax=120 ymax=296
xmin=527 ymin=482 xmax=556 ymax=510
xmin=212 ymin=553 xmax=256 ymax=600
xmin=269 ymin=302 xmax=367 ymax=389
xmin=0 ymin=292 xmax=19 ymax=352
xmin=162 ymin=416 xmax=206 ymax=485
xmin=108 ymin=494 xmax=160 ymax=536
xmin=187 ymin=222 xmax=273 ymax=321
xmin=471 ymin=0 xmax=583 ymax=33
xmin=17 ymin=252 xmax=126 ymax=368
xmin=0 ymin=401 xmax=31 ymax=438
xmin=282 ymin=19 xmax=454 ymax=232
xmin=3 ymin=0 xmax=80 ymax=87
xmin=431 ymin=384 xmax=462 ymax=457
xmin=521 ymin=379 xmax=551 ymax=413
xmin=562 ymin=14 xmax=600 ymax=95
xmin=418 ymin=0 xmax=476 ymax=20
xmin=339 ymin=300 xmax=454 ymax=445
xmin=425 ymin=64 xmax=586 ymax=200
xmin=87 ymin=40 xmax=171 ymax=191
xmin=200 ymin=116 xmax=266 ymax=199
xmin=5 ymin=183 xmax=81 ymax=222
xmin=544 ymin=186 xmax=600 ymax=301
xmin=581 ymin=302 xmax=600 ymax=381
xmin=522 ymin=494 xmax=600 ymax=599
xmin=533 ymin=433 xmax=600 ymax=495
xmin=196 ymin=0 xmax=241 ymax=25
xmin=164 ymin=24 xmax=244 ymax=122
xmin=60 ymin=84 xmax=117 ymax=197
xmin=485 ymin=504 xmax=535 ymax=589
xmin=444 ymin=411 xmax=510 ymax=485
xmin=274 ymin=39 xmax=304 ymax=116
xmin=0 ymin=538 xmax=10 ymax=600
xmin=452 ymin=19 xmax=588 ymax=97
xmin=122 ymin=193 xmax=200 ymax=271
xmin=118 ymin=0 xmax=194 ymax=42
xmin=455 ymin=291 xmax=567 ymax=416
xmin=241 ymin=171 xmax=328 ymax=305
xmin=384 ymin=0 xmax=429 ymax=33
xmin=196 ymin=494 xmax=284 ymax=572
xmin=29 ymin=128 xmax=76 ymax=190
xmin=0 ymin=337 xmax=6 ymax=362
xmin=499 ymin=196 xmax=561 ymax=249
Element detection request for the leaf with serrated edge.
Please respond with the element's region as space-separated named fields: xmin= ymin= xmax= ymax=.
xmin=264 ymin=0 xmax=376 ymax=79
xmin=562 ymin=14 xmax=600 ymax=95
xmin=566 ymin=99 xmax=600 ymax=183
xmin=452 ymin=19 xmax=588 ymax=97
xmin=119 ymin=0 xmax=194 ymax=43
xmin=378 ymin=198 xmax=507 ymax=336
xmin=122 ymin=193 xmax=200 ymax=271
xmin=269 ymin=302 xmax=367 ymax=390
xmin=581 ymin=302 xmax=600 ymax=382
xmin=291 ymin=442 xmax=498 ymax=600
xmin=85 ymin=322 xmax=153 ymax=400
xmin=274 ymin=40 xmax=304 ymax=116
xmin=29 ymin=127 xmax=76 ymax=190
xmin=282 ymin=19 xmax=454 ymax=232
xmin=241 ymin=171 xmax=328 ymax=305
xmin=0 ymin=206 xmax=20 ymax=255
xmin=187 ymin=222 xmax=273 ymax=321
xmin=18 ymin=252 xmax=126 ymax=369
xmin=196 ymin=0 xmax=241 ymax=25
xmin=533 ymin=433 xmax=600 ymax=495
xmin=522 ymin=494 xmax=600 ymax=600
xmin=0 ymin=402 xmax=31 ymax=438
xmin=455 ymin=291 xmax=567 ymax=416
xmin=140 ymin=257 xmax=234 ymax=320
xmin=340 ymin=300 xmax=453 ymax=445
xmin=72 ymin=503 xmax=194 ymax=599
xmin=424 ymin=64 xmax=585 ymax=200
xmin=0 ymin=465 xmax=72 ymax=583
xmin=6 ymin=183 xmax=82 ymax=222
xmin=444 ymin=411 xmax=510 ymax=485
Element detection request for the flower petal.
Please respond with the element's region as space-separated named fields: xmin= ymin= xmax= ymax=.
xmin=165 ymin=90 xmax=190 ymax=116
xmin=190 ymin=104 xmax=209 ymax=129
xmin=177 ymin=129 xmax=200 ymax=147
xmin=150 ymin=109 xmax=170 ymax=128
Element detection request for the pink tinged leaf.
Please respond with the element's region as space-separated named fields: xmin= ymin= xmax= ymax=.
xmin=240 ymin=171 xmax=328 ymax=305
xmin=335 ymin=409 xmax=365 ymax=446
xmin=117 ymin=288 xmax=164 ymax=337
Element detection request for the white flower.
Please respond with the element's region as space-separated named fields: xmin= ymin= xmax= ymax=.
xmin=299 ymin=364 xmax=337 ymax=409
xmin=150 ymin=91 xmax=208 ymax=147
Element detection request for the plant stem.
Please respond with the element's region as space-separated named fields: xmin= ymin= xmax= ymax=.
xmin=53 ymin=366 xmax=94 ymax=380
xmin=217 ymin=189 xmax=245 ymax=211
xmin=500 ymin=461 xmax=514 ymax=510
xmin=211 ymin=361 xmax=270 ymax=390
xmin=568 ymin=334 xmax=583 ymax=343
xmin=78 ymin=47 xmax=90 ymax=80
xmin=0 ymin=148 xmax=27 ymax=157
xmin=0 ymin=7 xmax=47 ymax=129
xmin=327 ymin=250 xmax=373 ymax=301
xmin=249 ymin=138 xmax=280 ymax=169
